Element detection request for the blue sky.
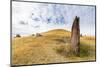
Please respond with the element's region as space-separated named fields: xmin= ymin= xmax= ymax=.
xmin=12 ymin=1 xmax=95 ymax=36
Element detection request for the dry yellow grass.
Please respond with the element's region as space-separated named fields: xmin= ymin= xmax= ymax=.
xmin=12 ymin=29 xmax=96 ymax=65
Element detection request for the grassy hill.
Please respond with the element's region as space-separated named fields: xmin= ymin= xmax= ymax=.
xmin=12 ymin=29 xmax=95 ymax=65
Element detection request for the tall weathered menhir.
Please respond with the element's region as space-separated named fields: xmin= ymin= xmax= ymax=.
xmin=71 ymin=16 xmax=80 ymax=56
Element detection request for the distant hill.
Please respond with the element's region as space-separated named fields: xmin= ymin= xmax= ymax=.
xmin=42 ymin=29 xmax=71 ymax=37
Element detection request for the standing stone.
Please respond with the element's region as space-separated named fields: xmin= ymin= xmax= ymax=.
xmin=71 ymin=16 xmax=80 ymax=56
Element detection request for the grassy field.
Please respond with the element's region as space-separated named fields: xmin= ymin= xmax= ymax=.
xmin=12 ymin=29 xmax=96 ymax=65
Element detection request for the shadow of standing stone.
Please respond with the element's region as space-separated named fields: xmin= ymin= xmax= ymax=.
xmin=71 ymin=16 xmax=80 ymax=56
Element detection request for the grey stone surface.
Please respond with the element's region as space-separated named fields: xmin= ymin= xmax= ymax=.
xmin=71 ymin=16 xmax=80 ymax=56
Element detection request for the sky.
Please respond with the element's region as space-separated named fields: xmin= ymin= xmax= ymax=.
xmin=12 ymin=1 xmax=96 ymax=36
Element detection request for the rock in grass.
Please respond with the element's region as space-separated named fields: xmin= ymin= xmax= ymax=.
xmin=15 ymin=34 xmax=21 ymax=37
xmin=36 ymin=33 xmax=42 ymax=37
